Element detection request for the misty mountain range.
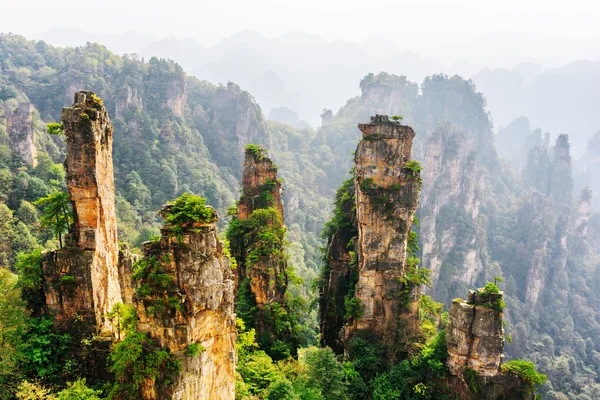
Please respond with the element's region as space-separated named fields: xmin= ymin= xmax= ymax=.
xmin=34 ymin=27 xmax=600 ymax=155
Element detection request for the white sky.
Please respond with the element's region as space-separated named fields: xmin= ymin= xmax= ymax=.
xmin=3 ymin=0 xmax=599 ymax=47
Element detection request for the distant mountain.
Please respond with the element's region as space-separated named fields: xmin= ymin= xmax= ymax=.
xmin=34 ymin=27 xmax=159 ymax=54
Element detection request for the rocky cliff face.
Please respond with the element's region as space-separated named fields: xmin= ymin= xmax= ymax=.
xmin=61 ymin=91 xmax=122 ymax=332
xmin=419 ymin=123 xmax=482 ymax=301
xmin=446 ymin=289 xmax=505 ymax=376
xmin=5 ymin=101 xmax=37 ymax=166
xmin=345 ymin=115 xmax=421 ymax=355
xmin=135 ymin=206 xmax=236 ymax=400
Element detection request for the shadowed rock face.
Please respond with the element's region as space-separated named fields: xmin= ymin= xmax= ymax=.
xmin=6 ymin=101 xmax=37 ymax=166
xmin=446 ymin=289 xmax=505 ymax=377
xmin=61 ymin=90 xmax=122 ymax=332
xmin=345 ymin=115 xmax=421 ymax=353
xmin=136 ymin=208 xmax=236 ymax=400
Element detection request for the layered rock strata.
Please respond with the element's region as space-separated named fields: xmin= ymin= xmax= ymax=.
xmin=446 ymin=289 xmax=505 ymax=376
xmin=135 ymin=205 xmax=236 ymax=400
xmin=345 ymin=115 xmax=421 ymax=353
xmin=41 ymin=91 xmax=122 ymax=334
xmin=60 ymin=91 xmax=122 ymax=332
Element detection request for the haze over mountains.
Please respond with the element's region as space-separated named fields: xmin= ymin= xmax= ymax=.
xmin=32 ymin=27 xmax=600 ymax=154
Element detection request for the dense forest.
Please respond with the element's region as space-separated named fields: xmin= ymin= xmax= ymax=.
xmin=0 ymin=33 xmax=598 ymax=399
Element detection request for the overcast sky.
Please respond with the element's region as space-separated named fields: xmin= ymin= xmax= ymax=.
xmin=3 ymin=0 xmax=600 ymax=67
xmin=3 ymin=0 xmax=597 ymax=45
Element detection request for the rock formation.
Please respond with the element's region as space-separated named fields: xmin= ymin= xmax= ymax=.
xmin=59 ymin=91 xmax=122 ymax=332
xmin=234 ymin=146 xmax=286 ymax=307
xmin=575 ymin=188 xmax=592 ymax=239
xmin=419 ymin=123 xmax=482 ymax=301
xmin=39 ymin=91 xmax=236 ymax=398
xmin=6 ymin=101 xmax=37 ymax=166
xmin=345 ymin=115 xmax=421 ymax=356
xmin=135 ymin=205 xmax=236 ymax=400
xmin=237 ymin=147 xmax=284 ymax=221
xmin=228 ymin=145 xmax=298 ymax=357
xmin=446 ymin=289 xmax=505 ymax=376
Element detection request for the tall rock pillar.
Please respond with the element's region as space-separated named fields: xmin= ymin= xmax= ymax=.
xmin=346 ymin=115 xmax=421 ymax=355
xmin=135 ymin=204 xmax=236 ymax=400
xmin=60 ymin=90 xmax=122 ymax=332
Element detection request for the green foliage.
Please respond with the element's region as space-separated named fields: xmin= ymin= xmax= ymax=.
xmin=131 ymin=257 xmax=181 ymax=315
xmin=164 ymin=192 xmax=217 ymax=226
xmin=107 ymin=329 xmax=180 ymax=399
xmin=46 ymin=122 xmax=64 ymax=136
xmin=106 ymin=303 xmax=137 ymax=341
xmin=33 ymin=191 xmax=72 ymax=248
xmin=15 ymin=249 xmax=44 ymax=308
xmin=56 ymin=378 xmax=103 ymax=400
xmin=184 ymin=342 xmax=205 ymax=357
xmin=246 ymin=144 xmax=266 ymax=160
xmin=19 ymin=316 xmax=72 ymax=384
xmin=359 ymin=178 xmax=375 ymax=192
xmin=404 ymin=160 xmax=423 ymax=185
xmin=501 ymin=360 xmax=547 ymax=389
xmin=472 ymin=282 xmax=506 ymax=311
xmin=343 ymin=297 xmax=364 ymax=320
xmin=391 ymin=115 xmax=404 ymax=121
xmin=0 ymin=267 xmax=28 ymax=394
xmin=16 ymin=380 xmax=54 ymax=400
xmin=266 ymin=379 xmax=299 ymax=400
xmin=369 ymin=331 xmax=449 ymax=400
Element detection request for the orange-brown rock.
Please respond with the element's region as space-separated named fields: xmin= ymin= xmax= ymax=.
xmin=136 ymin=207 xmax=235 ymax=400
xmin=346 ymin=115 xmax=421 ymax=356
xmin=60 ymin=90 xmax=122 ymax=332
xmin=237 ymin=147 xmax=284 ymax=220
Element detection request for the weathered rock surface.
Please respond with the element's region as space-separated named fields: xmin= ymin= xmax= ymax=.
xmin=5 ymin=101 xmax=37 ymax=166
xmin=136 ymin=208 xmax=236 ymax=400
xmin=234 ymin=147 xmax=287 ymax=306
xmin=446 ymin=289 xmax=504 ymax=376
xmin=420 ymin=123 xmax=483 ymax=300
xmin=237 ymin=147 xmax=284 ymax=221
xmin=61 ymin=91 xmax=122 ymax=332
xmin=346 ymin=115 xmax=421 ymax=352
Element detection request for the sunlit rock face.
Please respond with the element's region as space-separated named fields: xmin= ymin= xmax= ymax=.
xmin=60 ymin=90 xmax=122 ymax=332
xmin=446 ymin=289 xmax=505 ymax=377
xmin=136 ymin=207 xmax=236 ymax=400
xmin=345 ymin=115 xmax=421 ymax=356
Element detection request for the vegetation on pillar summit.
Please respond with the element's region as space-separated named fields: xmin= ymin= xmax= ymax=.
xmin=163 ymin=192 xmax=218 ymax=226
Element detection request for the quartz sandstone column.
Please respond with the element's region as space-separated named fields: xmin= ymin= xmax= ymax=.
xmin=61 ymin=90 xmax=122 ymax=332
xmin=137 ymin=205 xmax=236 ymax=400
xmin=346 ymin=115 xmax=421 ymax=354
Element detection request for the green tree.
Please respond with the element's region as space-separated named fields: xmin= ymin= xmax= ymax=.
xmin=34 ymin=191 xmax=72 ymax=248
xmin=56 ymin=379 xmax=103 ymax=400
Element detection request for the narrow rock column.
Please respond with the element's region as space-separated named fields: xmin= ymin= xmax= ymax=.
xmin=61 ymin=90 xmax=122 ymax=332
xmin=347 ymin=115 xmax=421 ymax=350
xmin=235 ymin=146 xmax=286 ymax=305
